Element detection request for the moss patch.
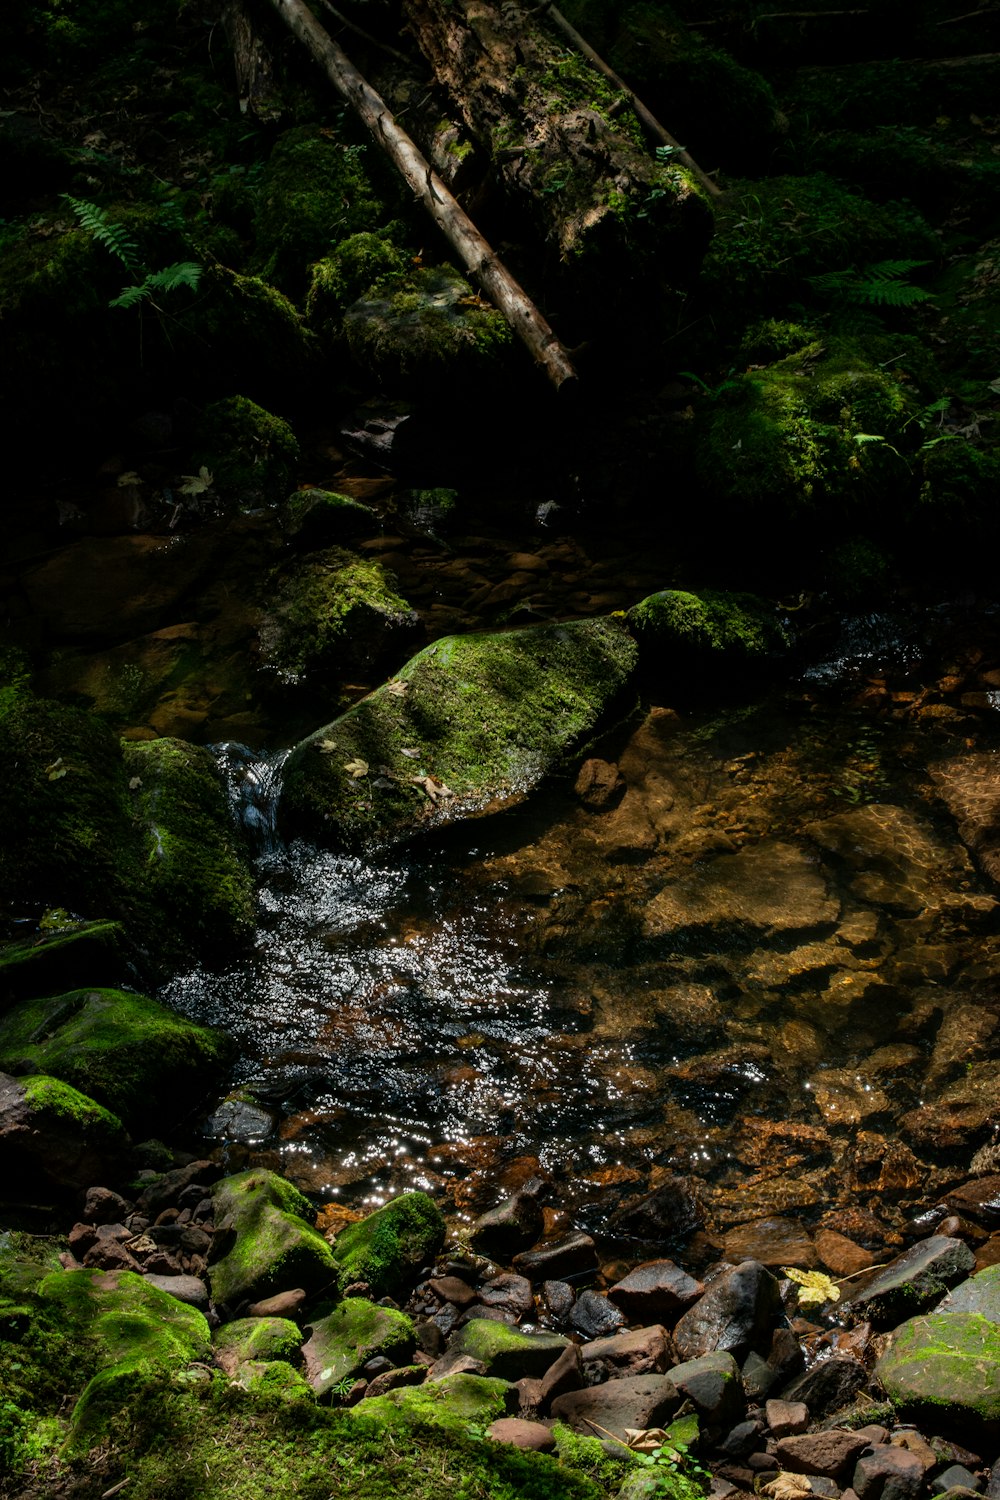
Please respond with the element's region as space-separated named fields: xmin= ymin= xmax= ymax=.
xmin=0 ymin=987 xmax=231 ymax=1134
xmin=282 ymin=489 xmax=379 ymax=547
xmin=210 ymin=1170 xmax=338 ymax=1309
xmin=213 ymin=1317 xmax=303 ymax=1375
xmin=628 ymin=589 xmax=791 ymax=667
xmin=192 ymin=394 xmax=299 ymax=506
xmin=281 ymin=616 xmax=638 ymax=848
xmin=0 ymin=918 xmax=128 ymax=1006
xmin=447 ymin=1318 xmax=570 ymax=1380
xmin=329 ymin=1192 xmax=445 ymax=1299
xmin=877 ymin=1310 xmax=1000 ymax=1431
xmin=302 ymin=1298 xmax=415 ymax=1396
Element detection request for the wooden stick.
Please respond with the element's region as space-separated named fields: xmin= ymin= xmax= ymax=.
xmin=265 ymin=0 xmax=578 ymax=390
xmin=540 ymin=2 xmax=722 ymax=197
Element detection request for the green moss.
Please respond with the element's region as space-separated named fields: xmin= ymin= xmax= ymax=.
xmin=330 ymin=1192 xmax=445 ymax=1298
xmin=448 ymin=1319 xmax=570 ymax=1380
xmin=210 ymin=1170 xmax=338 ymax=1308
xmin=0 ymin=918 xmax=127 ymax=1004
xmin=123 ymin=738 xmax=255 ymax=958
xmin=359 ymin=1371 xmax=515 ymax=1433
xmin=914 ymin=442 xmax=1000 ymax=569
xmin=877 ymin=1311 xmax=1000 ymax=1429
xmin=197 ymin=262 xmax=320 ymax=399
xmin=628 ymin=589 xmax=791 ymax=664
xmin=282 ymin=489 xmax=378 ymax=547
xmin=0 ymin=987 xmax=231 ymax=1134
xmin=281 ymin=616 xmax=638 ymax=848
xmin=254 ymin=126 xmax=384 ymax=297
xmin=213 ymin=1317 xmax=303 ymax=1371
xmin=738 ymin=319 xmax=816 ymax=365
xmin=262 ymin=547 xmax=418 ymax=681
xmin=342 ymin=264 xmax=513 ymax=390
xmin=193 ymin=394 xmax=300 ymax=506
xmin=304 ymin=1299 xmax=415 ymax=1396
xmin=305 ymin=231 xmax=408 ymax=336
xmin=20 ymin=1073 xmax=125 ymax=1138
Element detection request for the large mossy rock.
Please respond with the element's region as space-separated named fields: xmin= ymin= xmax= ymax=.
xmin=281 ymin=617 xmax=638 ymax=847
xmin=628 ymin=589 xmax=790 ymax=669
xmin=260 ymin=547 xmax=421 ymax=681
xmin=0 ymin=988 xmax=232 ymax=1135
xmin=437 ymin=1319 xmax=570 ymax=1380
xmin=876 ymin=1310 xmax=1000 ymax=1437
xmin=359 ymin=1371 xmax=518 ymax=1432
xmin=302 ymin=1298 xmax=416 ymax=1396
xmin=123 ymin=738 xmax=255 ymax=959
xmin=192 ymin=394 xmax=299 ymax=507
xmin=0 ymin=919 xmax=128 ymax=1005
xmin=209 ymin=1170 xmax=338 ymax=1308
xmin=0 ymin=1070 xmax=129 ymax=1193
xmin=329 ymin=1192 xmax=445 ymax=1298
xmin=37 ymin=1267 xmax=211 ymax=1446
xmin=212 ymin=1316 xmax=304 ymax=1377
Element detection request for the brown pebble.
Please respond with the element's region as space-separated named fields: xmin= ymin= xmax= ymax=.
xmin=246 ymin=1289 xmax=307 ymax=1320
xmin=487 ymin=1418 xmax=555 ymax=1452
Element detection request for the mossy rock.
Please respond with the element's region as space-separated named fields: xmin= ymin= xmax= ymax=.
xmin=0 ymin=919 xmax=128 ymax=1006
xmin=123 ymin=738 xmax=255 ymax=959
xmin=213 ymin=1316 xmax=304 ymax=1376
xmin=281 ymin=616 xmax=638 ymax=848
xmin=628 ymin=589 xmax=790 ymax=668
xmin=0 ymin=987 xmax=232 ymax=1135
xmin=255 ymin=125 xmax=384 ymax=297
xmin=342 ymin=265 xmax=513 ymax=391
xmin=196 ymin=262 xmax=320 ymax=400
xmin=302 ymin=1298 xmax=415 ymax=1397
xmin=0 ymin=1071 xmax=129 ymax=1193
xmin=329 ymin=1192 xmax=445 ymax=1299
xmin=260 ymin=547 xmax=420 ymax=682
xmin=209 ymin=1170 xmax=337 ymax=1309
xmin=444 ymin=1319 xmax=569 ymax=1381
xmin=37 ymin=1267 xmax=212 ymax=1447
xmin=281 ymin=489 xmax=379 ymax=548
xmin=693 ymin=338 xmax=918 ymax=521
xmin=305 ymin=231 xmax=408 ymax=338
xmin=876 ymin=1310 xmax=1000 ymax=1436
xmin=358 ymin=1371 xmax=518 ymax=1433
xmin=192 ymin=394 xmax=299 ymax=506
xmin=234 ymin=1358 xmax=315 ymax=1399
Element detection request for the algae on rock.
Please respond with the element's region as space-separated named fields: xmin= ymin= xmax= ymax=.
xmin=281 ymin=616 xmax=638 ymax=848
xmin=302 ymin=1298 xmax=416 ymax=1396
xmin=209 ymin=1169 xmax=338 ymax=1308
xmin=329 ymin=1191 xmax=445 ymax=1299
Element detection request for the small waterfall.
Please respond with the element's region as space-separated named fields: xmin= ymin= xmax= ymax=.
xmin=212 ymin=743 xmax=290 ymax=857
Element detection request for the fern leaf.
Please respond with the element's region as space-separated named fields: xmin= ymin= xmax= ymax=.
xmin=865 ymin=259 xmax=931 ymax=281
xmin=145 ymin=261 xmax=202 ymax=293
xmin=858 ymin=280 xmax=932 ymax=307
xmin=109 ymin=276 xmax=157 ymax=310
xmin=61 ymin=194 xmax=141 ymax=274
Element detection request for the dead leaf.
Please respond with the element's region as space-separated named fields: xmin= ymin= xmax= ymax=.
xmin=45 ymin=758 xmax=68 ymax=782
xmin=128 ymin=776 xmax=143 ymax=790
xmin=344 ymin=758 xmax=369 ymax=778
xmin=317 ymin=739 xmax=338 ymax=754
xmin=116 ymin=471 xmax=143 ymax=487
xmin=624 ymin=1428 xmax=669 ymax=1453
xmin=782 ymin=1266 xmax=840 ymax=1307
xmin=400 ymin=747 xmax=421 ymax=759
xmin=178 ymin=466 xmax=214 ymax=496
xmin=410 ymin=775 xmax=454 ymax=804
xmin=762 ymin=1474 xmax=812 ymax=1500
xmin=386 ymin=679 xmax=408 ymax=697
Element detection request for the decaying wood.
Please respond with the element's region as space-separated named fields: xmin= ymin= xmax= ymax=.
xmin=265 ymin=0 xmax=578 ymax=389
xmin=541 ymin=2 xmax=722 ymax=198
xmin=401 ymin=0 xmax=712 ymax=278
xmin=221 ymin=0 xmax=283 ymax=121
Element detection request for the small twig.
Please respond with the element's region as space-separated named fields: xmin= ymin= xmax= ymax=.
xmin=101 ymin=1480 xmax=132 ymax=1500
xmin=937 ymin=6 xmax=996 ymax=23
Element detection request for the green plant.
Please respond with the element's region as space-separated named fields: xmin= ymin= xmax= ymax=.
xmin=61 ymin=194 xmax=201 ymax=310
xmin=807 ymin=259 xmax=932 ymax=307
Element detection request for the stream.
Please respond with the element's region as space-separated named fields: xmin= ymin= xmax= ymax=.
xmin=162 ymin=611 xmax=1000 ymax=1268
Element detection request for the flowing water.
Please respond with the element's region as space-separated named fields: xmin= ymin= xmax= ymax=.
xmin=162 ymin=620 xmax=1000 ymax=1263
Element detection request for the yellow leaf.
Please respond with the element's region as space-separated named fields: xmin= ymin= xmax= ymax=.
xmin=344 ymin=758 xmax=369 ymax=778
xmin=386 ymin=679 xmax=408 ymax=697
xmin=782 ymin=1267 xmax=840 ymax=1307
xmin=317 ymin=739 xmax=338 ymax=754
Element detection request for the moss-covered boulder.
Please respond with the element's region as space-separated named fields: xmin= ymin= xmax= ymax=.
xmin=628 ymin=589 xmax=790 ymax=670
xmin=359 ymin=1371 xmax=518 ymax=1432
xmin=876 ymin=1311 xmax=1000 ymax=1437
xmin=0 ymin=988 xmax=231 ymax=1135
xmin=329 ymin=1192 xmax=445 ymax=1299
xmin=197 ymin=263 xmax=320 ymax=400
xmin=302 ymin=1298 xmax=416 ymax=1397
xmin=281 ymin=616 xmax=638 ymax=848
xmin=694 ymin=339 xmax=919 ymax=525
xmin=282 ymin=489 xmax=379 ymax=548
xmin=343 ymin=265 xmax=513 ymax=391
xmin=0 ymin=1070 xmax=129 ymax=1193
xmin=260 ymin=547 xmax=421 ymax=682
xmin=209 ymin=1170 xmax=338 ymax=1308
xmin=254 ymin=126 xmax=384 ymax=296
xmin=438 ymin=1319 xmax=570 ymax=1381
xmin=305 ymin=231 xmax=408 ymax=338
xmin=0 ymin=918 xmax=128 ymax=1006
xmin=123 ymin=738 xmax=254 ymax=958
xmin=192 ymin=394 xmax=299 ymax=507
xmin=213 ymin=1316 xmax=304 ymax=1377
xmin=37 ymin=1267 xmax=211 ymax=1446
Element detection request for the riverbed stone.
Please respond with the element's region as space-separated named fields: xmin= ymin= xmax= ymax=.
xmin=644 ymin=840 xmax=838 ymax=947
xmin=766 ymin=1398 xmax=810 ymax=1436
xmin=433 ymin=1318 xmax=569 ymax=1381
xmin=876 ymin=1311 xmax=1000 ymax=1434
xmin=329 ymin=1190 xmax=445 ymax=1298
xmin=945 ymin=1178 xmax=1000 ymax=1229
xmin=846 ymin=1235 xmax=976 ymax=1327
xmin=487 ymin=1416 xmax=556 ymax=1451
xmin=781 ymin=1355 xmax=868 ymax=1418
xmin=670 ymin=1351 xmax=745 ymax=1432
xmin=853 ymin=1443 xmax=927 ymax=1500
xmin=550 ymin=1373 xmax=680 ymax=1439
xmin=213 ymin=1316 xmax=303 ymax=1376
xmin=0 ymin=987 xmax=232 ymax=1135
xmin=0 ymin=1070 xmax=129 ymax=1194
xmin=477 ymin=1272 xmax=533 ymax=1321
xmin=627 ymin=589 xmax=791 ymax=666
xmin=776 ymin=1430 xmax=870 ymax=1479
xmin=569 ymin=1289 xmax=627 ymax=1339
xmin=209 ymin=1169 xmax=338 ymax=1307
xmin=280 ymin=616 xmax=638 ymax=847
xmin=358 ymin=1371 xmax=518 ymax=1431
xmin=930 ymin=754 xmax=1000 ymax=885
xmin=302 ymin=1299 xmax=415 ymax=1396
xmin=580 ymin=1325 xmax=673 ymax=1377
xmin=469 ymin=1180 xmax=546 ymax=1259
xmin=608 ymin=1259 xmax=704 ymax=1322
xmin=512 ymin=1230 xmax=597 ymax=1281
xmin=673 ymin=1260 xmax=782 ymax=1362
xmin=938 ymin=1265 xmax=1000 ymax=1321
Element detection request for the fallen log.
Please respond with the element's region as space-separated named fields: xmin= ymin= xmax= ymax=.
xmin=401 ymin=0 xmax=713 ymax=284
xmin=265 ymin=0 xmax=578 ymax=389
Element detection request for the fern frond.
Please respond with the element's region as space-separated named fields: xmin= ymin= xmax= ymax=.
xmin=109 ymin=276 xmax=157 ymax=309
xmin=109 ymin=262 xmax=202 ymax=310
xmin=61 ymin=194 xmax=141 ymax=274
xmin=806 ymin=259 xmax=932 ymax=307
xmin=864 ymin=259 xmax=931 ymax=281
xmin=855 ymin=279 xmax=931 ymax=308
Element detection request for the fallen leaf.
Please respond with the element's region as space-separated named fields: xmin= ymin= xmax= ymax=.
xmin=116 ymin=470 xmax=144 ymax=487
xmin=763 ymin=1473 xmax=812 ymax=1500
xmin=344 ymin=758 xmax=369 ymax=778
xmin=128 ymin=776 xmax=143 ymax=790
xmin=410 ymin=775 xmax=454 ymax=804
xmin=400 ymin=747 xmax=421 ymax=759
xmin=782 ymin=1266 xmax=840 ymax=1307
xmin=317 ymin=739 xmax=338 ymax=754
xmin=386 ymin=679 xmax=408 ymax=697
xmin=48 ymin=768 xmax=67 ymax=781
xmin=178 ymin=465 xmax=214 ymax=496
xmin=625 ymin=1428 xmax=669 ymax=1453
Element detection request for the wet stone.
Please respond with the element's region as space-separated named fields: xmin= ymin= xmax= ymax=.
xmin=549 ymin=1373 xmax=680 ymax=1440
xmin=853 ymin=1444 xmax=926 ymax=1500
xmin=673 ymin=1260 xmax=782 ymax=1363
xmin=608 ymin=1175 xmax=703 ymax=1245
xmin=468 ymin=1178 xmax=546 ymax=1259
xmin=776 ymin=1431 xmax=870 ymax=1480
xmin=477 ymin=1272 xmax=533 ymax=1322
xmin=487 ymin=1417 xmax=555 ymax=1451
xmin=946 ymin=1177 xmax=1000 ymax=1228
xmin=781 ymin=1356 xmax=868 ymax=1419
xmin=569 ymin=1289 xmax=627 ymax=1339
xmin=847 ymin=1235 xmax=976 ymax=1328
xmin=541 ymin=1280 xmax=575 ymax=1321
xmin=669 ymin=1351 xmax=745 ymax=1432
xmin=580 ymin=1325 xmax=673 ymax=1377
xmin=766 ymin=1398 xmax=809 ymax=1437
xmin=512 ymin=1231 xmax=598 ymax=1282
xmin=608 ymin=1259 xmax=704 ymax=1323
xmin=723 ymin=1217 xmax=816 ymax=1270
xmin=644 ymin=840 xmax=839 ymax=946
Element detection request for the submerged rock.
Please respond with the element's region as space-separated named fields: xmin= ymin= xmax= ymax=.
xmin=280 ymin=616 xmax=638 ymax=847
